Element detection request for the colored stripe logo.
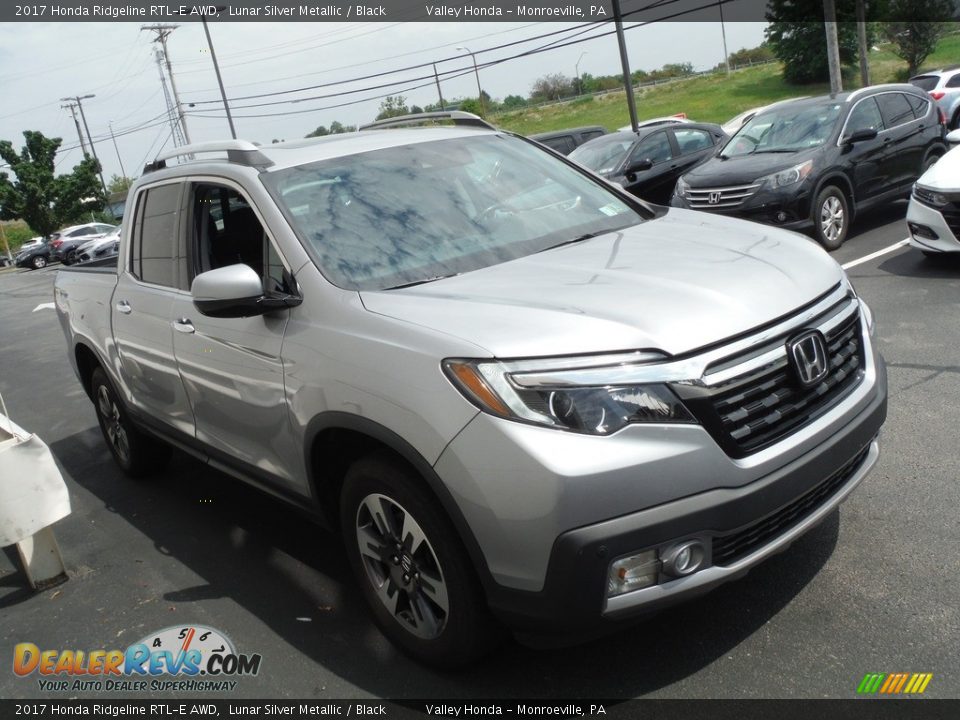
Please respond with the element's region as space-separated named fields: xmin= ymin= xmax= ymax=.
xmin=857 ymin=673 xmax=933 ymax=694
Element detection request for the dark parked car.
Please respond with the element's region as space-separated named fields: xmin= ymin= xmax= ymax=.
xmin=672 ymin=84 xmax=947 ymax=249
xmin=530 ymin=125 xmax=607 ymax=155
xmin=569 ymin=123 xmax=727 ymax=205
xmin=14 ymin=239 xmax=54 ymax=270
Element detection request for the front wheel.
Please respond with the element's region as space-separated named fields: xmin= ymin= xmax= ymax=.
xmin=90 ymin=367 xmax=170 ymax=478
xmin=812 ymin=185 xmax=849 ymax=251
xmin=62 ymin=250 xmax=76 ymax=266
xmin=340 ymin=455 xmax=502 ymax=667
xmin=31 ymin=255 xmax=47 ymax=270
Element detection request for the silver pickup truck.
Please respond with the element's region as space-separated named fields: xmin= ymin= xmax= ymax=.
xmin=55 ymin=114 xmax=887 ymax=666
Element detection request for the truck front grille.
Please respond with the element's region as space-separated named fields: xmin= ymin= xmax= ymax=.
xmin=676 ymin=303 xmax=865 ymax=458
xmin=712 ymin=444 xmax=871 ymax=566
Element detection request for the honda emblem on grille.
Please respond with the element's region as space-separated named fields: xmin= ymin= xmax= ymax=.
xmin=708 ymin=191 xmax=722 ymax=204
xmin=787 ymin=330 xmax=829 ymax=388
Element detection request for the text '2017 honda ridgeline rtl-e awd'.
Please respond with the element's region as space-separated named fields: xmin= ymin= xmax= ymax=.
xmin=55 ymin=113 xmax=887 ymax=666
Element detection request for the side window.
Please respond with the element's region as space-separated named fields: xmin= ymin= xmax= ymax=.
xmin=629 ymin=131 xmax=673 ymax=165
xmin=846 ymin=98 xmax=884 ymax=135
xmin=906 ymin=94 xmax=930 ymax=118
xmin=581 ymin=130 xmax=605 ymax=142
xmin=672 ymin=128 xmax=715 ymax=155
xmin=946 ymin=74 xmax=960 ymax=88
xmin=131 ymin=184 xmax=180 ymax=287
xmin=876 ymin=93 xmax=916 ymax=128
xmin=191 ymin=183 xmax=290 ymax=294
xmin=542 ymin=136 xmax=575 ymax=154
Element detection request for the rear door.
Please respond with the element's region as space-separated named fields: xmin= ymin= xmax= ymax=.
xmin=112 ymin=181 xmax=196 ymax=436
xmin=875 ymin=91 xmax=924 ymax=189
xmin=668 ymin=126 xmax=719 ymax=175
xmin=170 ymin=178 xmax=299 ymax=486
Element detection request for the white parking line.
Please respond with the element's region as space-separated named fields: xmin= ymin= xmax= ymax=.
xmin=32 ymin=303 xmax=55 ymax=312
xmin=841 ymin=238 xmax=910 ymax=270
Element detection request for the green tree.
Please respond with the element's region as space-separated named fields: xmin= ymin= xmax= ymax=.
xmin=306 ymin=125 xmax=329 ymax=138
xmin=883 ymin=0 xmax=954 ymax=76
xmin=328 ymin=121 xmax=356 ymax=134
xmin=0 ymin=131 xmax=104 ymax=238
xmin=376 ymin=95 xmax=410 ymax=120
xmin=107 ymin=174 xmax=134 ymax=194
xmin=530 ymin=73 xmax=574 ymax=102
xmin=765 ymin=0 xmax=874 ymax=84
xmin=501 ymin=94 xmax=527 ymax=110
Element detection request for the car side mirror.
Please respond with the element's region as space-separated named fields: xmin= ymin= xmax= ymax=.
xmin=842 ymin=128 xmax=878 ymax=145
xmin=946 ymin=128 xmax=960 ymax=144
xmin=192 ymin=264 xmax=301 ymax=318
xmin=626 ymin=158 xmax=654 ymax=174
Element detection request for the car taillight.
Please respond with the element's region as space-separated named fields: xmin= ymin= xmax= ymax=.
xmin=51 ymin=240 xmax=62 ymax=248
xmin=930 ymin=91 xmax=946 ymax=100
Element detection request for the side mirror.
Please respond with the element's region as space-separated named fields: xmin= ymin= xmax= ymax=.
xmin=626 ymin=158 xmax=654 ymax=174
xmin=192 ymin=264 xmax=301 ymax=318
xmin=946 ymin=128 xmax=960 ymax=144
xmin=841 ymin=127 xmax=878 ymax=145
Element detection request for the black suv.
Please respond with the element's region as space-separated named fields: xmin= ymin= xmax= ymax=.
xmin=672 ymin=84 xmax=947 ymax=249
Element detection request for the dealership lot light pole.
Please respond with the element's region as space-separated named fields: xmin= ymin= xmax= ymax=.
xmin=61 ymin=94 xmax=108 ymax=197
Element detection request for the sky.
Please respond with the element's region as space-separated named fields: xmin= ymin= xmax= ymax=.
xmin=0 ymin=20 xmax=765 ymax=183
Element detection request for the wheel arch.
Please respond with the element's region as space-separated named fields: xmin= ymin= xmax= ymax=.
xmin=304 ymin=412 xmax=497 ymax=594
xmin=74 ymin=341 xmax=104 ymax=401
xmin=813 ymin=173 xmax=856 ymax=221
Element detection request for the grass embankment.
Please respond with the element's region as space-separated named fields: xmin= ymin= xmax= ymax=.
xmin=494 ymin=34 xmax=960 ymax=135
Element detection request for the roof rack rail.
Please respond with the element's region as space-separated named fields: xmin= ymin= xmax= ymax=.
xmin=143 ymin=140 xmax=274 ymax=174
xmin=359 ymin=111 xmax=496 ymax=132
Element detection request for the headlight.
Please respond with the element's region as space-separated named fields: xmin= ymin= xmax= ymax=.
xmin=759 ymin=160 xmax=813 ymax=188
xmin=675 ymin=176 xmax=690 ymax=196
xmin=913 ymin=183 xmax=948 ymax=207
xmin=444 ymin=354 xmax=696 ymax=436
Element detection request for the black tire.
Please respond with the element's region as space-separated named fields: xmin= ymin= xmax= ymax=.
xmin=340 ymin=454 xmax=502 ymax=667
xmin=63 ymin=250 xmax=76 ymax=266
xmin=812 ymin=185 xmax=849 ymax=251
xmin=31 ymin=255 xmax=47 ymax=270
xmin=952 ymin=109 xmax=960 ymax=131
xmin=90 ymin=367 xmax=170 ymax=478
xmin=922 ymin=153 xmax=941 ymax=174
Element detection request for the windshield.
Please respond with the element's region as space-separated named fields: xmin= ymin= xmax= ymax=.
xmin=264 ymin=134 xmax=647 ymax=291
xmin=568 ymin=136 xmax=635 ymax=174
xmin=721 ymin=103 xmax=842 ymax=157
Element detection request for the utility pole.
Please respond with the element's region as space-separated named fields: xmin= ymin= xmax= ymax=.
xmin=613 ymin=0 xmax=639 ymax=132
xmin=456 ymin=46 xmax=485 ymax=117
xmin=856 ymin=0 xmax=870 ymax=87
xmin=201 ymin=13 xmax=237 ymax=139
xmin=433 ymin=63 xmax=445 ymax=111
xmin=575 ymin=51 xmax=588 ymax=95
xmin=61 ymin=94 xmax=108 ymax=197
xmin=61 ymin=102 xmax=89 ymax=156
xmin=153 ymin=47 xmax=186 ymax=148
xmin=108 ymin=122 xmax=127 ymax=179
xmin=141 ymin=24 xmax=192 ymax=144
xmin=823 ymin=0 xmax=843 ymax=95
xmin=719 ymin=0 xmax=731 ymax=75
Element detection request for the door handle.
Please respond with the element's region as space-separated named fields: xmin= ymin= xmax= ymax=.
xmin=172 ymin=318 xmax=195 ymax=334
xmin=115 ymin=300 xmax=131 ymax=315
xmin=883 ymin=137 xmax=893 ymax=144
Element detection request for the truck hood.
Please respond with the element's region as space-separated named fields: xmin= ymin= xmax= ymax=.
xmin=684 ymin=147 xmax=820 ymax=187
xmin=359 ymin=208 xmax=843 ymax=359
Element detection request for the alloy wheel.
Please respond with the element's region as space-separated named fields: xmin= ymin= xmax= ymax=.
xmin=820 ymin=195 xmax=844 ymax=244
xmin=355 ymin=493 xmax=449 ymax=639
xmin=97 ymin=384 xmax=130 ymax=464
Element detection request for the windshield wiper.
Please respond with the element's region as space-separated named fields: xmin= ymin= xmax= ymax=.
xmin=384 ymin=273 xmax=460 ymax=290
xmin=537 ymin=231 xmax=604 ymax=254
xmin=751 ymin=148 xmax=798 ymax=154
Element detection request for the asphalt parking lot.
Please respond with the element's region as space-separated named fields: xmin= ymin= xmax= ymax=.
xmin=2 ymin=201 xmax=959 ymax=700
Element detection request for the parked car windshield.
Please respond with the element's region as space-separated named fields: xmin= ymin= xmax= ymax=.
xmin=264 ymin=134 xmax=648 ymax=290
xmin=721 ymin=102 xmax=842 ymax=158
xmin=568 ymin=135 xmax=635 ymax=174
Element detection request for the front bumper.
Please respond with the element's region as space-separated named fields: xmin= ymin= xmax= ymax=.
xmin=671 ymin=183 xmax=814 ymax=231
xmin=906 ymin=196 xmax=960 ymax=253
xmin=482 ymin=360 xmax=886 ymax=630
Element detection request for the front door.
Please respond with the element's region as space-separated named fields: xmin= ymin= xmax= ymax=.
xmin=171 ymin=180 xmax=299 ymax=486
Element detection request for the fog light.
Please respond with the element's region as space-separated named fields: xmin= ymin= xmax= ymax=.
xmin=607 ymin=550 xmax=660 ymax=598
xmin=775 ymin=211 xmax=788 ymax=222
xmin=661 ymin=540 xmax=706 ymax=578
xmin=908 ymin=221 xmax=939 ymax=241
